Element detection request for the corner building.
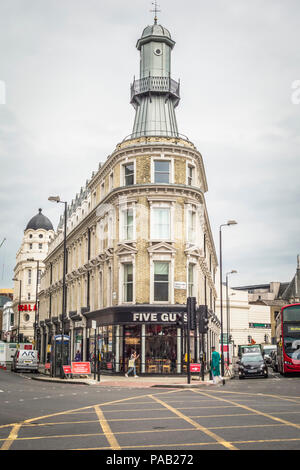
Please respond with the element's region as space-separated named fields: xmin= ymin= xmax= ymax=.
xmin=38 ymin=21 xmax=219 ymax=374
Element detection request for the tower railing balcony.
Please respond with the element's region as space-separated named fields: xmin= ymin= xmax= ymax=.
xmin=131 ymin=75 xmax=180 ymax=103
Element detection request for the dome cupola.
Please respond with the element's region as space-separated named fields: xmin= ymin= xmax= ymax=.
xmin=25 ymin=208 xmax=54 ymax=231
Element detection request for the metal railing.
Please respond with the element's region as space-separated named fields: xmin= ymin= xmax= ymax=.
xmin=131 ymin=76 xmax=180 ymax=101
xmin=121 ymin=130 xmax=190 ymax=142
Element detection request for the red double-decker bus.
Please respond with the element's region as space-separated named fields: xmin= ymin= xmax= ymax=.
xmin=276 ymin=303 xmax=300 ymax=376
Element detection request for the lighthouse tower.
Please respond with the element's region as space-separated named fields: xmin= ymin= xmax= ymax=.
xmin=131 ymin=18 xmax=180 ymax=138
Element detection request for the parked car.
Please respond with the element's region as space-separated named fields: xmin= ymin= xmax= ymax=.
xmin=262 ymin=345 xmax=277 ymax=365
xmin=270 ymin=350 xmax=278 ymax=372
xmin=11 ymin=349 xmax=39 ymax=373
xmin=237 ymin=353 xmax=268 ymax=379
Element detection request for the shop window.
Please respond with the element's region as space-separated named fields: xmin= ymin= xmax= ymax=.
xmin=154 ymin=261 xmax=169 ymax=302
xmin=145 ymin=325 xmax=177 ymax=374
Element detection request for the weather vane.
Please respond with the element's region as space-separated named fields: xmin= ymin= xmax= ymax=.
xmin=150 ymin=1 xmax=161 ymax=25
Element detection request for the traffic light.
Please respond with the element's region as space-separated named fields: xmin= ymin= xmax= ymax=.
xmin=248 ymin=335 xmax=252 ymax=343
xmin=187 ymin=297 xmax=196 ymax=330
xmin=229 ymin=335 xmax=232 ymax=343
xmin=176 ymin=312 xmax=184 ymax=328
xmin=198 ymin=305 xmax=209 ymax=334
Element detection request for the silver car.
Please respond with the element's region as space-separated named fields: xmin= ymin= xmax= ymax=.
xmin=11 ymin=349 xmax=39 ymax=373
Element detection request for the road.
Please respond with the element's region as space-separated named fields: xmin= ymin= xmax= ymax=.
xmin=1 ymin=368 xmax=300 ymax=452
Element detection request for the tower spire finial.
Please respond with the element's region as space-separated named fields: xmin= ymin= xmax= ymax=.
xmin=150 ymin=1 xmax=161 ymax=25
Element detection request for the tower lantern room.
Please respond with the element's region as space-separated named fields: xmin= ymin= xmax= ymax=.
xmin=130 ymin=23 xmax=180 ymax=139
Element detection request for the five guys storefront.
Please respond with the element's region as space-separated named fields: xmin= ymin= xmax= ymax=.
xmin=84 ymin=305 xmax=204 ymax=375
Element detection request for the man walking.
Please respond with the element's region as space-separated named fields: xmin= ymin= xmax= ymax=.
xmin=211 ymin=346 xmax=225 ymax=385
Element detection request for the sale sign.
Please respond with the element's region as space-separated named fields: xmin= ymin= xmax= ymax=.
xmin=71 ymin=362 xmax=91 ymax=375
xmin=190 ymin=363 xmax=201 ymax=373
xmin=63 ymin=365 xmax=72 ymax=375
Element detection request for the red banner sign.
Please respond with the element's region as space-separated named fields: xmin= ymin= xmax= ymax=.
xmin=63 ymin=365 xmax=72 ymax=375
xmin=190 ymin=363 xmax=201 ymax=373
xmin=71 ymin=362 xmax=91 ymax=375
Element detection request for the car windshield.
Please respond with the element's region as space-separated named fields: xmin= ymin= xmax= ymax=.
xmin=263 ymin=347 xmax=276 ymax=354
xmin=242 ymin=355 xmax=263 ymax=363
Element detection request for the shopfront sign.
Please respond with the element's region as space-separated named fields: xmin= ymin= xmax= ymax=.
xmin=132 ymin=312 xmax=187 ymax=323
xmin=55 ymin=335 xmax=70 ymax=343
xmin=18 ymin=304 xmax=37 ymax=311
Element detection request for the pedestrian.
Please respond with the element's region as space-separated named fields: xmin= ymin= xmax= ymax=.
xmin=125 ymin=351 xmax=139 ymax=378
xmin=211 ymin=346 xmax=224 ymax=385
xmin=75 ymin=350 xmax=81 ymax=362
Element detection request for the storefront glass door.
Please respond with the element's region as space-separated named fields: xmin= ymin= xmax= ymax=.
xmin=123 ymin=325 xmax=141 ymax=373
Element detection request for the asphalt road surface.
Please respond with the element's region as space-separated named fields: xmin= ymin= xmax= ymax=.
xmin=1 ymin=368 xmax=300 ymax=452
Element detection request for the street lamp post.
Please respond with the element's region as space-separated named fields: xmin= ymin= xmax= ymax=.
xmin=49 ymin=196 xmax=67 ymax=379
xmin=35 ymin=260 xmax=40 ymax=351
xmin=219 ymin=220 xmax=237 ymax=383
xmin=27 ymin=258 xmax=40 ymax=349
xmin=226 ymin=270 xmax=237 ymax=366
xmin=12 ymin=278 xmax=21 ymax=342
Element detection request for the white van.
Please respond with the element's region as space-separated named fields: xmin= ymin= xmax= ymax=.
xmin=11 ymin=349 xmax=39 ymax=373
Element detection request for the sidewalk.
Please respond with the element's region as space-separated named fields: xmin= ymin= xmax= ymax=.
xmin=31 ymin=368 xmax=234 ymax=388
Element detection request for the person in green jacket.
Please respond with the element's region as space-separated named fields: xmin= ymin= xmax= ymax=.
xmin=211 ymin=347 xmax=224 ymax=384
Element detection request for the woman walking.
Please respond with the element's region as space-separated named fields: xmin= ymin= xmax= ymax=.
xmin=125 ymin=351 xmax=139 ymax=378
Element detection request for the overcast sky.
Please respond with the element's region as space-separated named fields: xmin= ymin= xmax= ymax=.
xmin=0 ymin=0 xmax=299 ymax=290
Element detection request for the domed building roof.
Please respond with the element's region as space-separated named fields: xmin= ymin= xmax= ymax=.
xmin=137 ymin=23 xmax=175 ymax=50
xmin=141 ymin=24 xmax=172 ymax=39
xmin=25 ymin=208 xmax=54 ymax=231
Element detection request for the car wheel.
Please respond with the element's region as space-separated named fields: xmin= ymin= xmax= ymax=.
xmin=239 ymin=376 xmax=244 ymax=380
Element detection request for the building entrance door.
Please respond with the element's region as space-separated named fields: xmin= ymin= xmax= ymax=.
xmin=123 ymin=325 xmax=141 ymax=374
